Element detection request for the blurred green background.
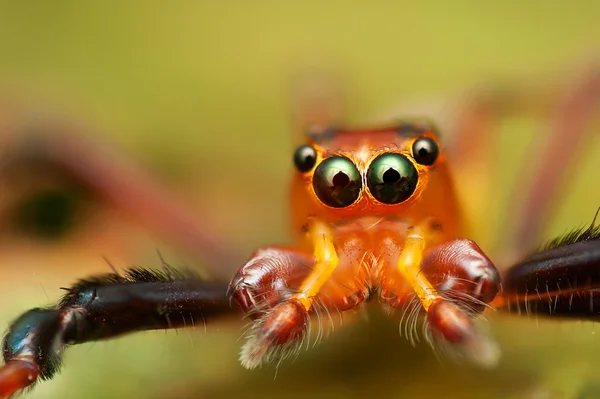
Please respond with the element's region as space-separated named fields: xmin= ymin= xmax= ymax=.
xmin=1 ymin=1 xmax=600 ymax=398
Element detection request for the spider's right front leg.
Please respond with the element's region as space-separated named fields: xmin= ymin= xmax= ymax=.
xmin=229 ymin=218 xmax=368 ymax=369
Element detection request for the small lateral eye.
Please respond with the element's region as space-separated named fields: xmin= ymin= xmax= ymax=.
xmin=293 ymin=145 xmax=317 ymax=173
xmin=412 ymin=137 xmax=439 ymax=166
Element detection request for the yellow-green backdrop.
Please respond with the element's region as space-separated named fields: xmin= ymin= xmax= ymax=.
xmin=1 ymin=2 xmax=600 ymax=398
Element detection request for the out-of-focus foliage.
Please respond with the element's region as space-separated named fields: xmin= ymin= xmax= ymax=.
xmin=0 ymin=1 xmax=600 ymax=398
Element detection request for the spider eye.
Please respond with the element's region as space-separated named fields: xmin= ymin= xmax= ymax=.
xmin=412 ymin=137 xmax=439 ymax=166
xmin=313 ymin=156 xmax=361 ymax=208
xmin=293 ymin=145 xmax=318 ymax=173
xmin=367 ymin=153 xmax=418 ymax=204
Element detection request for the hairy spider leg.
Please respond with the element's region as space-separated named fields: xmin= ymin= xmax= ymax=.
xmin=498 ymin=210 xmax=600 ymax=318
xmin=0 ymin=269 xmax=236 ymax=398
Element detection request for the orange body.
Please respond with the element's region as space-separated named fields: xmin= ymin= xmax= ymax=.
xmin=289 ymin=124 xmax=465 ymax=309
xmin=231 ymin=122 xmax=500 ymax=368
xmin=291 ymin=125 xmax=463 ymax=233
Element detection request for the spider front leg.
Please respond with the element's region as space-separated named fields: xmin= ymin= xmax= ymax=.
xmin=499 ymin=214 xmax=600 ymax=319
xmin=0 ymin=268 xmax=235 ymax=398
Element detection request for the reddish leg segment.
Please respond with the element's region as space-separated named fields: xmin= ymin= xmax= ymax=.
xmin=380 ymin=235 xmax=501 ymax=366
xmin=231 ymin=232 xmax=503 ymax=369
xmin=420 ymin=239 xmax=501 ymax=364
xmin=421 ymin=239 xmax=501 ymax=313
xmin=229 ymin=243 xmax=369 ymax=368
xmin=229 ymin=247 xmax=314 ymax=318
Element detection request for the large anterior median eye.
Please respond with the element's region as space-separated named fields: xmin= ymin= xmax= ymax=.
xmin=367 ymin=153 xmax=418 ymax=204
xmin=312 ymin=156 xmax=362 ymax=208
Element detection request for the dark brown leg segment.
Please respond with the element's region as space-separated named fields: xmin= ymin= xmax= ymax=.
xmin=501 ymin=231 xmax=600 ymax=319
xmin=0 ymin=268 xmax=234 ymax=398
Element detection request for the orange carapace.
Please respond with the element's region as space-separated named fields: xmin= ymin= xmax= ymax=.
xmin=230 ymin=122 xmax=502 ymax=368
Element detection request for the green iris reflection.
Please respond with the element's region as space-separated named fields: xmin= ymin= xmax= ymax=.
xmin=312 ymin=156 xmax=362 ymax=208
xmin=367 ymin=153 xmax=418 ymax=204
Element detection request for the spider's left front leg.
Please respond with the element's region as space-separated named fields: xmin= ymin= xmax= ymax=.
xmin=0 ymin=268 xmax=236 ymax=398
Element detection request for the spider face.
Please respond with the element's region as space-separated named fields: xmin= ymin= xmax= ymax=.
xmin=289 ymin=124 xmax=455 ymax=238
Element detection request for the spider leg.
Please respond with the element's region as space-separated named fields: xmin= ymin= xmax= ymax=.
xmin=404 ymin=54 xmax=600 ymax=262
xmin=499 ymin=213 xmax=600 ymax=319
xmin=0 ymin=267 xmax=236 ymax=398
xmin=504 ymin=60 xmax=600 ymax=259
xmin=0 ymin=114 xmax=240 ymax=270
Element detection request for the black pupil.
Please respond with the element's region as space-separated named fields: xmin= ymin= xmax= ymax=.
xmin=412 ymin=137 xmax=439 ymax=166
xmin=294 ymin=145 xmax=317 ymax=172
xmin=332 ymin=172 xmax=350 ymax=187
xmin=382 ymin=168 xmax=400 ymax=184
